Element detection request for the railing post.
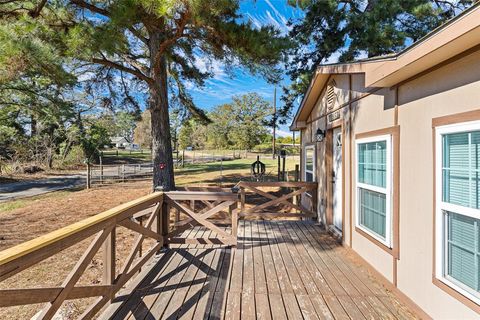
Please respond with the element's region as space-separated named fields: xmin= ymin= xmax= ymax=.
xmin=231 ymin=201 xmax=238 ymax=246
xmin=240 ymin=187 xmax=245 ymax=214
xmin=161 ymin=201 xmax=170 ymax=249
xmin=103 ymin=226 xmax=116 ymax=300
xmin=312 ymin=185 xmax=318 ymax=221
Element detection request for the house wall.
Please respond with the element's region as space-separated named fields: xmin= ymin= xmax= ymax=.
xmin=298 ymin=48 xmax=480 ymax=318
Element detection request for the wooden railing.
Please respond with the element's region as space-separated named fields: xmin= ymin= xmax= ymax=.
xmin=0 ymin=190 xmax=238 ymax=319
xmin=165 ymin=190 xmax=238 ymax=246
xmin=236 ymin=181 xmax=317 ymax=219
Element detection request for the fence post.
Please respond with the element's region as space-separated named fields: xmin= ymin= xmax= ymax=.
xmin=122 ymin=164 xmax=125 ymax=182
xmin=86 ymin=162 xmax=91 ymax=189
xmin=99 ymin=156 xmax=103 ymax=184
xmin=182 ymin=150 xmax=185 ymax=168
xmin=295 ymin=164 xmax=300 ymax=182
xmin=103 ymin=227 xmax=116 ymax=300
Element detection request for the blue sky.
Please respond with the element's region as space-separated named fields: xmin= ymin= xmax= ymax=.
xmin=188 ymin=0 xmax=305 ymax=137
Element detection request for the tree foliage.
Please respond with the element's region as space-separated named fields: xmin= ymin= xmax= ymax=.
xmin=281 ymin=0 xmax=474 ymax=121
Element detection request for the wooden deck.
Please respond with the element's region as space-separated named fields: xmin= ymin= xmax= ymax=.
xmin=100 ymin=220 xmax=418 ymax=320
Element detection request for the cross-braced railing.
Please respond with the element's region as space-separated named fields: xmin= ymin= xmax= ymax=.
xmin=236 ymin=181 xmax=318 ymax=219
xmin=0 ymin=190 xmax=238 ymax=319
xmin=165 ymin=191 xmax=238 ymax=246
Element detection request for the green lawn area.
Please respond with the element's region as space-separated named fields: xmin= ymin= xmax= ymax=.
xmin=174 ymin=157 xmax=299 ymax=186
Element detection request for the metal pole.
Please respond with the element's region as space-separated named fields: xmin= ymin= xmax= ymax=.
xmin=277 ymin=155 xmax=281 ymax=181
xmin=272 ymin=86 xmax=276 ymax=159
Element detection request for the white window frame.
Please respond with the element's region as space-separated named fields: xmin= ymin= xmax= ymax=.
xmin=435 ymin=120 xmax=480 ymax=305
xmin=355 ymin=134 xmax=393 ymax=248
xmin=304 ymin=144 xmax=316 ymax=184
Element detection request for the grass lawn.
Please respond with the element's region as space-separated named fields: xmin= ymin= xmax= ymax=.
xmin=174 ymin=157 xmax=299 ymax=185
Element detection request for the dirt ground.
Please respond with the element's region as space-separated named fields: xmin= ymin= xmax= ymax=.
xmin=0 ymin=182 xmax=154 ymax=319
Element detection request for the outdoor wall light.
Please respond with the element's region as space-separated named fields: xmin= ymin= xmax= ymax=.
xmin=316 ymin=128 xmax=325 ymax=142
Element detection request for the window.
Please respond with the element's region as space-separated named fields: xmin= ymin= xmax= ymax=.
xmin=356 ymin=135 xmax=392 ymax=247
xmin=304 ymin=145 xmax=315 ymax=182
xmin=436 ymin=121 xmax=480 ymax=304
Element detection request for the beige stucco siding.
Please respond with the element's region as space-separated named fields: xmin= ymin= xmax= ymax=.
xmin=350 ymin=88 xmax=396 ymax=282
xmin=396 ymin=49 xmax=480 ymax=319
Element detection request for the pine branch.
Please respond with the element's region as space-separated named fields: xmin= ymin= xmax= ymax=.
xmin=91 ymin=57 xmax=153 ymax=85
xmin=29 ymin=0 xmax=47 ymax=18
xmin=155 ymin=11 xmax=190 ymax=63
xmin=69 ymin=0 xmax=109 ymax=17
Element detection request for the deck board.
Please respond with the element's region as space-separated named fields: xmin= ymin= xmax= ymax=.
xmin=100 ymin=221 xmax=421 ymax=320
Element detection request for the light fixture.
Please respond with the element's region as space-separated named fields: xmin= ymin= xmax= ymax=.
xmin=316 ymin=128 xmax=325 ymax=142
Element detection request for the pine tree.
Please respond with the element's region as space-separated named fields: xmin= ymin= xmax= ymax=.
xmin=0 ymin=0 xmax=287 ymax=190
xmin=281 ymin=0 xmax=474 ymax=121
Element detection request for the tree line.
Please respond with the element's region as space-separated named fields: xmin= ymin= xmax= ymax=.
xmin=134 ymin=93 xmax=274 ymax=152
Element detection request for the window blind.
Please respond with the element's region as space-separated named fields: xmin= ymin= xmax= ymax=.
xmin=359 ymin=189 xmax=386 ymax=238
xmin=446 ymin=211 xmax=480 ymax=293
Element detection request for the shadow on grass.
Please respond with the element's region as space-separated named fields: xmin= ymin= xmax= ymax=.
xmin=175 ymin=161 xmax=252 ymax=176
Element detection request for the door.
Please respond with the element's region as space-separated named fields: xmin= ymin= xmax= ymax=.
xmin=332 ymin=127 xmax=343 ymax=232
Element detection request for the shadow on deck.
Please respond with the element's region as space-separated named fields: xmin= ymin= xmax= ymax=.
xmin=100 ymin=220 xmax=419 ymax=320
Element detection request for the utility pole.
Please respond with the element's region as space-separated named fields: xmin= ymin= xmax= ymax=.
xmin=272 ymin=86 xmax=276 ymax=159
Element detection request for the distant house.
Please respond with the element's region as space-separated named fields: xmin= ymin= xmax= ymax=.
xmin=291 ymin=5 xmax=480 ymax=318
xmin=110 ymin=137 xmax=129 ymax=148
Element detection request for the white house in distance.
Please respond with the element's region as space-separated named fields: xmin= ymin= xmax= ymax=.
xmin=110 ymin=136 xmax=129 ymax=148
xmin=291 ymin=4 xmax=480 ymax=319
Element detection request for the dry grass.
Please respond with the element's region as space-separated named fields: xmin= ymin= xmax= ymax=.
xmin=0 ymin=182 xmax=153 ymax=319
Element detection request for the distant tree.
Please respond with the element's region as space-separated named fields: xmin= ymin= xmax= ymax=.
xmin=281 ymin=0 xmax=474 ymax=122
xmin=82 ymin=121 xmax=111 ymax=161
xmin=227 ymin=93 xmax=270 ymax=151
xmin=170 ymin=105 xmax=184 ymax=152
xmin=179 ymin=119 xmax=207 ymax=150
xmin=115 ymin=112 xmax=137 ymax=142
xmin=206 ymin=104 xmax=235 ymax=149
xmin=277 ymin=136 xmax=294 ymax=144
xmin=133 ymin=110 xmax=152 ymax=149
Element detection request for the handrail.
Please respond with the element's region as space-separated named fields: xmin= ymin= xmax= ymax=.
xmin=0 ymin=192 xmax=163 ymax=267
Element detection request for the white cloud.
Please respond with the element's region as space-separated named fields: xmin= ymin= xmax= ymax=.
xmin=264 ymin=0 xmax=289 ymax=26
xmin=270 ymin=128 xmax=293 ymax=137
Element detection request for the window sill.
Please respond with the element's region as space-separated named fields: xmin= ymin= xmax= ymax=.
xmin=433 ymin=277 xmax=480 ymax=314
xmin=355 ymin=226 xmax=397 ymax=258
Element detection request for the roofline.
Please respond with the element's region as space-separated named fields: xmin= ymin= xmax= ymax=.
xmin=290 ymin=2 xmax=480 ymax=130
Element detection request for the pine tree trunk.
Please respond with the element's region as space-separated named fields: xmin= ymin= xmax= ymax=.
xmin=149 ymin=34 xmax=175 ymax=191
